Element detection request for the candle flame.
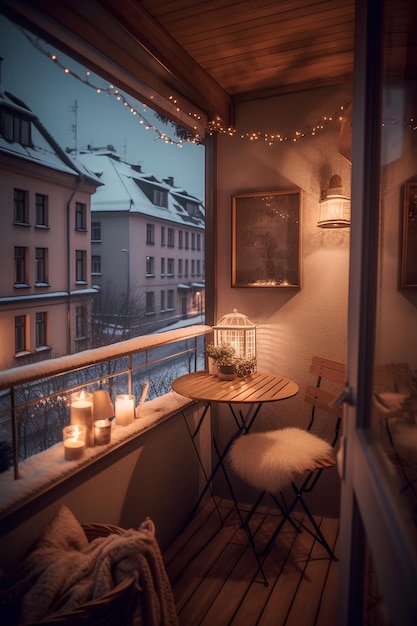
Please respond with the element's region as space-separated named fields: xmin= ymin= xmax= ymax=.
xmin=73 ymin=425 xmax=80 ymax=440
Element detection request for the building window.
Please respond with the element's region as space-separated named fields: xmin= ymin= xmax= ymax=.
xmin=91 ymin=221 xmax=101 ymax=241
xmin=167 ymin=258 xmax=174 ymax=276
xmin=160 ymin=226 xmax=165 ymax=246
xmin=14 ymin=246 xmax=28 ymax=285
xmin=1 ymin=110 xmax=31 ymax=145
xmin=36 ymin=311 xmax=47 ymax=348
xmin=146 ymin=255 xmax=155 ymax=276
xmin=35 ymin=247 xmax=48 ymax=284
xmin=184 ymin=259 xmax=189 ymax=277
xmin=167 ymin=227 xmax=175 ymax=247
xmin=35 ymin=194 xmax=49 ymax=227
xmin=14 ymin=188 xmax=29 ymax=225
xmin=153 ymin=189 xmax=168 ymax=208
xmin=160 ymin=290 xmax=165 ymax=311
xmin=15 ymin=315 xmax=27 ymax=353
xmin=167 ymin=289 xmax=174 ymax=309
xmin=91 ymin=255 xmax=101 ymax=275
xmin=146 ymin=291 xmax=155 ymax=314
xmin=178 ymin=258 xmax=183 ymax=276
xmin=191 ymin=232 xmax=195 ymax=250
xmin=178 ymin=230 xmax=183 ymax=249
xmin=75 ymin=250 xmax=87 ymax=282
xmin=185 ymin=231 xmax=189 ymax=250
xmin=186 ymin=201 xmax=199 ymax=217
xmin=75 ymin=202 xmax=87 ymax=230
xmin=75 ymin=305 xmax=87 ymax=339
xmin=197 ymin=260 xmax=201 ymax=276
xmin=160 ymin=257 xmax=165 ymax=276
xmin=191 ymin=259 xmax=196 ymax=276
xmin=146 ymin=223 xmax=155 ymax=244
xmin=197 ymin=233 xmax=201 ymax=251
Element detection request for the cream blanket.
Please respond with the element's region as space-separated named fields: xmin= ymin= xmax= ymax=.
xmin=0 ymin=506 xmax=178 ymax=626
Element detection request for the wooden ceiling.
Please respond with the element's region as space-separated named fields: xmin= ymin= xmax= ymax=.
xmin=138 ymin=0 xmax=356 ymax=102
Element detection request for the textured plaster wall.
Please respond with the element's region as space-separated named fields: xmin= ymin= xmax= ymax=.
xmin=213 ymin=85 xmax=353 ymax=516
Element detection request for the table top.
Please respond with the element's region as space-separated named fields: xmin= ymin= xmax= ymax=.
xmin=172 ymin=370 xmax=299 ymax=404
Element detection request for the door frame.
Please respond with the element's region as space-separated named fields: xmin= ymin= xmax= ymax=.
xmin=338 ymin=1 xmax=417 ymax=624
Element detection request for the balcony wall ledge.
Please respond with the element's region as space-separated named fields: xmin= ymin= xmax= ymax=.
xmin=0 ymin=390 xmax=195 ymax=525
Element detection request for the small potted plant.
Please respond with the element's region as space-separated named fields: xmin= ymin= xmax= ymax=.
xmin=235 ymin=356 xmax=257 ymax=378
xmin=216 ymin=354 xmax=237 ymax=381
xmin=205 ymin=342 xmax=236 ymax=376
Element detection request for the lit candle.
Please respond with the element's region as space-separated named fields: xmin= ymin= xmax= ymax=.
xmin=71 ymin=390 xmax=94 ymax=446
xmin=94 ymin=419 xmax=112 ymax=445
xmin=115 ymin=394 xmax=135 ymax=426
xmin=63 ymin=424 xmax=86 ymax=461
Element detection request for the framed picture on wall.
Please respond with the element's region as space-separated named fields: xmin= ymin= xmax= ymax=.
xmin=401 ymin=182 xmax=417 ymax=288
xmin=231 ymin=189 xmax=301 ymax=287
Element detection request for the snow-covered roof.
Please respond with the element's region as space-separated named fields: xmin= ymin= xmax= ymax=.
xmin=76 ymin=150 xmax=205 ymax=228
xmin=0 ymin=90 xmax=101 ymax=185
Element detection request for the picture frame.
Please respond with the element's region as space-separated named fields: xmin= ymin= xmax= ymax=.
xmin=232 ymin=190 xmax=301 ymax=288
xmin=401 ymin=182 xmax=417 ymax=288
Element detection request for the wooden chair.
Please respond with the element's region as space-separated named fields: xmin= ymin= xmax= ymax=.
xmin=227 ymin=356 xmax=345 ymax=582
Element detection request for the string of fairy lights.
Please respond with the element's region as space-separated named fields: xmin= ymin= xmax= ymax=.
xmin=22 ymin=29 xmax=417 ymax=149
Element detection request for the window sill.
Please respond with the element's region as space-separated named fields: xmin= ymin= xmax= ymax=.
xmin=0 ymin=391 xmax=194 ymax=521
xmin=35 ymin=346 xmax=51 ymax=353
xmin=15 ymin=350 xmax=31 ymax=358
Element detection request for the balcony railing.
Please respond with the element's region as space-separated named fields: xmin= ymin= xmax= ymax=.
xmin=0 ymin=324 xmax=212 ymax=489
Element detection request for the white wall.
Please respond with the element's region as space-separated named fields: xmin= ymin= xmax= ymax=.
xmin=215 ymin=85 xmax=351 ymax=404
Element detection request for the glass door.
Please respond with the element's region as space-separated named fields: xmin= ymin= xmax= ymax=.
xmin=339 ymin=1 xmax=417 ymax=624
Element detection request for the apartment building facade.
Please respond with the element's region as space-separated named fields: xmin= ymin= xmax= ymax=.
xmin=78 ymin=149 xmax=205 ymax=337
xmin=0 ymin=90 xmax=100 ymax=370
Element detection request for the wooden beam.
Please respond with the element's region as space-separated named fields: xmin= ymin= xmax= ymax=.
xmin=0 ymin=0 xmax=232 ymax=127
xmin=98 ymin=0 xmax=233 ymax=125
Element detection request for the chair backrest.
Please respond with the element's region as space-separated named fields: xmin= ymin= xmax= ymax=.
xmin=305 ymin=356 xmax=346 ymax=447
xmin=374 ymin=362 xmax=413 ymax=393
xmin=310 ymin=356 xmax=346 ymax=386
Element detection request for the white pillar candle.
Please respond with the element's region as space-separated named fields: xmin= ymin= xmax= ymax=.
xmin=71 ymin=390 xmax=94 ymax=446
xmin=115 ymin=394 xmax=135 ymax=426
xmin=63 ymin=424 xmax=86 ymax=461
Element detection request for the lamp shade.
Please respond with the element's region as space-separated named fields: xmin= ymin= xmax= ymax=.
xmin=317 ymin=175 xmax=351 ymax=228
xmin=213 ymin=309 xmax=256 ymax=359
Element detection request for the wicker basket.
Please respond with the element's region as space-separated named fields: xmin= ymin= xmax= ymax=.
xmin=26 ymin=523 xmax=138 ymax=626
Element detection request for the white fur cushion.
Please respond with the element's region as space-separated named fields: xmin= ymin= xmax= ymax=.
xmin=229 ymin=427 xmax=334 ymax=492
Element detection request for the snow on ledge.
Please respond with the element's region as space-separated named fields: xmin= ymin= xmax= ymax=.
xmin=0 ymin=391 xmax=194 ymax=518
xmin=0 ymin=324 xmax=211 ymax=389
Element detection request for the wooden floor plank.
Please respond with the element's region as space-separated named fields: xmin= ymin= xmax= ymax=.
xmin=316 ymin=522 xmax=340 ymax=626
xmin=164 ymin=498 xmax=340 ymax=626
xmin=284 ymin=517 xmax=339 ymax=626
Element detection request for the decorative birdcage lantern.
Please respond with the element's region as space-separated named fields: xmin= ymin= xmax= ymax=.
xmin=213 ymin=309 xmax=256 ymax=359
